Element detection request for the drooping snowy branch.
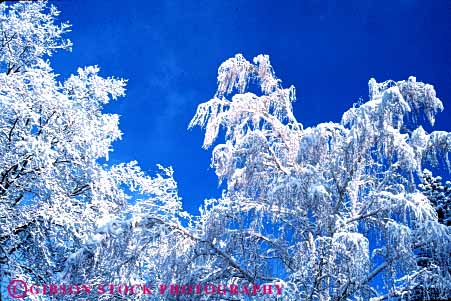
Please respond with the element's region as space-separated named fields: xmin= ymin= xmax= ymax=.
xmin=190 ymin=54 xmax=451 ymax=300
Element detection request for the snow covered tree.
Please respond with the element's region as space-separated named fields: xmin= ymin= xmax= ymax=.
xmin=0 ymin=2 xmax=190 ymax=300
xmin=1 ymin=1 xmax=450 ymax=301
xmin=189 ymin=54 xmax=451 ymax=300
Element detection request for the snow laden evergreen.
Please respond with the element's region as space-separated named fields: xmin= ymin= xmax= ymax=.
xmin=189 ymin=54 xmax=451 ymax=300
xmin=0 ymin=2 xmax=189 ymax=300
xmin=412 ymin=169 xmax=451 ymax=299
xmin=420 ymin=169 xmax=451 ymax=227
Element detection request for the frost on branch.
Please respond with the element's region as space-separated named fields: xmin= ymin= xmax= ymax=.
xmin=0 ymin=1 xmax=71 ymax=73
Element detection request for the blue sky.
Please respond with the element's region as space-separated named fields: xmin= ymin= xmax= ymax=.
xmin=52 ymin=0 xmax=451 ymax=214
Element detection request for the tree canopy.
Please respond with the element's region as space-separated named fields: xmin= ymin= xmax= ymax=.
xmin=0 ymin=1 xmax=450 ymax=300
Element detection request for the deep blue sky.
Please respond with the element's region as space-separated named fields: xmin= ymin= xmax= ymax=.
xmin=51 ymin=0 xmax=451 ymax=214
